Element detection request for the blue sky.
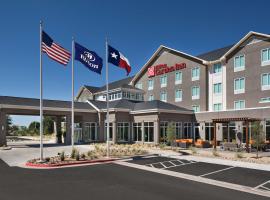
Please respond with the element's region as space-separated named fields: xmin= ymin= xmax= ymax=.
xmin=1 ymin=0 xmax=270 ymax=126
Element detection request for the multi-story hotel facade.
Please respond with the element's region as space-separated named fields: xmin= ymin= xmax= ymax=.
xmin=0 ymin=31 xmax=270 ymax=146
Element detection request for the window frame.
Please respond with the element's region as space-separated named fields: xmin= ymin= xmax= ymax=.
xmin=234 ymin=54 xmax=245 ymax=72
xmin=191 ymin=67 xmax=200 ymax=81
xmin=234 ymin=77 xmax=245 ymax=94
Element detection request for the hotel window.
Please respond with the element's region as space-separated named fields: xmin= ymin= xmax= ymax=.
xmin=175 ymin=89 xmax=182 ymax=102
xmin=234 ymin=55 xmax=245 ymax=72
xmin=104 ymin=122 xmax=113 ymax=141
xmin=160 ymin=122 xmax=168 ymax=143
xmin=160 ymin=75 xmax=167 ymax=87
xmin=175 ymin=71 xmax=182 ymax=84
xmin=234 ymin=77 xmax=245 ymax=94
xmin=148 ymin=94 xmax=154 ymax=101
xmin=266 ymin=120 xmax=270 ymax=141
xmin=175 ymin=122 xmax=182 ymax=139
xmin=192 ymin=105 xmax=200 ymax=112
xmin=135 ymin=82 xmax=143 ymax=89
xmin=183 ymin=122 xmax=192 ymax=139
xmin=160 ymin=91 xmax=167 ymax=102
xmin=191 ymin=67 xmax=200 ymax=81
xmin=261 ymin=73 xmax=270 ymax=90
xmin=83 ymin=122 xmax=97 ymax=142
xmin=213 ymin=63 xmax=222 ymax=73
xmin=191 ymin=86 xmax=200 ymax=100
xmin=234 ymin=100 xmax=245 ymax=110
xmin=148 ymin=79 xmax=154 ymax=90
xmin=117 ymin=122 xmax=129 ymax=142
xmin=144 ymin=122 xmax=154 ymax=142
xmin=261 ymin=48 xmax=270 ymax=66
xmin=260 ymin=97 xmax=270 ymax=103
xmin=213 ymin=83 xmax=222 ymax=94
xmin=213 ymin=103 xmax=222 ymax=111
xmin=133 ymin=123 xmax=142 ymax=142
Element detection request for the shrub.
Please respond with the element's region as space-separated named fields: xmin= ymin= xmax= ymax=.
xmin=235 ymin=152 xmax=244 ymax=159
xmin=60 ymin=151 xmax=65 ymax=161
xmin=71 ymin=148 xmax=77 ymax=159
xmin=189 ymin=146 xmax=197 ymax=155
xmin=212 ymin=149 xmax=219 ymax=157
xmin=81 ymin=153 xmax=86 ymax=160
xmin=45 ymin=157 xmax=50 ymax=162
xmin=159 ymin=143 xmax=166 ymax=149
xmin=75 ymin=151 xmax=80 ymax=161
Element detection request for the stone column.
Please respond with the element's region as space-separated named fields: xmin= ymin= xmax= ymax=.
xmin=128 ymin=122 xmax=132 ymax=143
xmin=0 ymin=111 xmax=7 ymax=146
xmin=98 ymin=113 xmax=105 ymax=142
xmin=141 ymin=120 xmax=145 ymax=144
xmin=65 ymin=115 xmax=72 ymax=145
xmin=199 ymin=122 xmax=205 ymax=140
xmin=154 ymin=118 xmax=160 ymax=144
xmin=112 ymin=121 xmax=117 ymax=144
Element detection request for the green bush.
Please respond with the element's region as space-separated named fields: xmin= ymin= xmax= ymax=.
xmin=81 ymin=153 xmax=86 ymax=160
xmin=71 ymin=148 xmax=77 ymax=159
xmin=60 ymin=151 xmax=65 ymax=161
xmin=75 ymin=151 xmax=80 ymax=161
xmin=212 ymin=149 xmax=219 ymax=157
xmin=235 ymin=152 xmax=244 ymax=159
xmin=45 ymin=157 xmax=50 ymax=162
xmin=189 ymin=146 xmax=197 ymax=155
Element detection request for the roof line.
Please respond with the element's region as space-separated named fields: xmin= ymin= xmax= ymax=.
xmin=86 ymin=100 xmax=100 ymax=112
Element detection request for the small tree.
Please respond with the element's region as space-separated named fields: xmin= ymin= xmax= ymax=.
xmin=251 ymin=121 xmax=265 ymax=158
xmin=43 ymin=116 xmax=54 ymax=135
xmin=28 ymin=121 xmax=40 ymax=135
xmin=6 ymin=115 xmax=13 ymax=135
xmin=166 ymin=122 xmax=176 ymax=148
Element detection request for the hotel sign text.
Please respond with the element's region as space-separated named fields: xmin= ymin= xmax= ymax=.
xmin=147 ymin=63 xmax=186 ymax=77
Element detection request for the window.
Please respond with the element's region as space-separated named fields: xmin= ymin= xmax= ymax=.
xmin=117 ymin=122 xmax=129 ymax=142
xmin=192 ymin=105 xmax=200 ymax=112
xmin=213 ymin=63 xmax=222 ymax=73
xmin=104 ymin=122 xmax=113 ymax=141
xmin=160 ymin=91 xmax=167 ymax=102
xmin=261 ymin=73 xmax=270 ymax=90
xmin=148 ymin=94 xmax=154 ymax=101
xmin=213 ymin=103 xmax=222 ymax=111
xmin=266 ymin=120 xmax=270 ymax=141
xmin=175 ymin=71 xmax=182 ymax=84
xmin=133 ymin=123 xmax=142 ymax=142
xmin=135 ymin=82 xmax=142 ymax=89
xmin=234 ymin=77 xmax=245 ymax=94
xmin=234 ymin=100 xmax=245 ymax=110
xmin=260 ymin=97 xmax=270 ymax=103
xmin=261 ymin=48 xmax=270 ymax=66
xmin=175 ymin=89 xmax=182 ymax=102
xmin=205 ymin=123 xmax=214 ymax=141
xmin=234 ymin=55 xmax=245 ymax=72
xmin=148 ymin=79 xmax=154 ymax=90
xmin=192 ymin=86 xmax=200 ymax=99
xmin=160 ymin=75 xmax=167 ymax=87
xmin=175 ymin=122 xmax=182 ymax=139
xmin=191 ymin=67 xmax=200 ymax=81
xmin=160 ymin=122 xmax=168 ymax=143
xmin=213 ymin=83 xmax=222 ymax=94
xmin=144 ymin=122 xmax=154 ymax=142
xmin=183 ymin=122 xmax=192 ymax=139
xmin=83 ymin=122 xmax=97 ymax=142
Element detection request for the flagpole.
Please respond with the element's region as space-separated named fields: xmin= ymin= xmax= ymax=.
xmin=71 ymin=37 xmax=75 ymax=148
xmin=106 ymin=37 xmax=110 ymax=158
xmin=39 ymin=20 xmax=44 ymax=161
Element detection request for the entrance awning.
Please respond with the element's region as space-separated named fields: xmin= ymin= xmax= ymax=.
xmin=212 ymin=117 xmax=261 ymax=123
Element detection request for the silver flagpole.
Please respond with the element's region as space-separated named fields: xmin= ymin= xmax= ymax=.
xmin=71 ymin=37 xmax=75 ymax=148
xmin=39 ymin=20 xmax=44 ymax=161
xmin=106 ymin=38 xmax=110 ymax=158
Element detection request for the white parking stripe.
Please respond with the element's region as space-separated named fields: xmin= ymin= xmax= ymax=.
xmin=199 ymin=166 xmax=235 ymax=177
xmin=169 ymin=161 xmax=177 ymax=166
xmin=254 ymin=180 xmax=270 ymax=189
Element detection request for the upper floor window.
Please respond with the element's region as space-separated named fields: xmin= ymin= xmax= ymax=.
xmin=213 ymin=63 xmax=222 ymax=73
xmin=191 ymin=86 xmax=200 ymax=100
xmin=148 ymin=94 xmax=154 ymax=101
xmin=234 ymin=55 xmax=245 ymax=72
xmin=160 ymin=91 xmax=167 ymax=102
xmin=261 ymin=73 xmax=270 ymax=90
xmin=213 ymin=103 xmax=222 ymax=111
xmin=261 ymin=48 xmax=270 ymax=66
xmin=135 ymin=82 xmax=142 ymax=89
xmin=234 ymin=100 xmax=245 ymax=110
xmin=148 ymin=79 xmax=154 ymax=90
xmin=192 ymin=105 xmax=200 ymax=112
xmin=175 ymin=71 xmax=182 ymax=84
xmin=213 ymin=83 xmax=222 ymax=94
xmin=160 ymin=75 xmax=167 ymax=88
xmin=259 ymin=97 xmax=270 ymax=103
xmin=234 ymin=77 xmax=245 ymax=94
xmin=175 ymin=89 xmax=182 ymax=102
xmin=191 ymin=67 xmax=200 ymax=81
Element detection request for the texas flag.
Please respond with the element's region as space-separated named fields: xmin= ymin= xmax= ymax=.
xmin=108 ymin=45 xmax=131 ymax=75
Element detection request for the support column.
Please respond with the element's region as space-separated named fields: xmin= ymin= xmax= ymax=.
xmin=246 ymin=121 xmax=249 ymax=153
xmin=154 ymin=118 xmax=160 ymax=144
xmin=98 ymin=113 xmax=104 ymax=142
xmin=128 ymin=122 xmax=132 ymax=143
xmin=112 ymin=121 xmax=117 ymax=144
xmin=213 ymin=122 xmax=217 ymax=149
xmin=56 ymin=116 xmax=62 ymax=144
xmin=65 ymin=115 xmax=72 ymax=145
xmin=0 ymin=111 xmax=7 ymax=146
xmin=141 ymin=121 xmax=145 ymax=144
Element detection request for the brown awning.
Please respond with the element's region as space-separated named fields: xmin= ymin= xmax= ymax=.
xmin=212 ymin=117 xmax=261 ymax=123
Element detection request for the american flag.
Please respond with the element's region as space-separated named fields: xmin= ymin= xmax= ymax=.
xmin=42 ymin=31 xmax=71 ymax=65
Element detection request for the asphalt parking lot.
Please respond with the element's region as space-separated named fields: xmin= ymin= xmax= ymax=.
xmin=127 ymin=156 xmax=270 ymax=191
xmin=0 ymin=158 xmax=269 ymax=200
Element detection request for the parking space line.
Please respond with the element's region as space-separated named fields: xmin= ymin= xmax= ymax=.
xmin=199 ymin=166 xmax=235 ymax=177
xmin=260 ymin=186 xmax=270 ymax=191
xmin=254 ymin=180 xmax=270 ymax=190
xmin=168 ymin=161 xmax=177 ymax=166
xmin=164 ymin=161 xmax=197 ymax=169
xmin=160 ymin=162 xmax=167 ymax=168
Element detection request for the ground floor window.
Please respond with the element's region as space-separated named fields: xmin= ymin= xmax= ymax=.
xmin=222 ymin=123 xmax=228 ymax=142
xmin=105 ymin=122 xmax=113 ymax=141
xmin=160 ymin=122 xmax=168 ymax=143
xmin=193 ymin=123 xmax=200 ymax=140
xmin=228 ymin=122 xmax=236 ymax=142
xmin=117 ymin=122 xmax=129 ymax=142
xmin=183 ymin=122 xmax=192 ymax=139
xmin=133 ymin=123 xmax=142 ymax=142
xmin=205 ymin=122 xmax=214 ymax=141
xmin=175 ymin=122 xmax=182 ymax=139
xmin=266 ymin=120 xmax=270 ymax=141
xmin=83 ymin=122 xmax=97 ymax=142
xmin=144 ymin=122 xmax=154 ymax=142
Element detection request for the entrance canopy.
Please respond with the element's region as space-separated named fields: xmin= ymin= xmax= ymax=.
xmin=212 ymin=117 xmax=261 ymax=123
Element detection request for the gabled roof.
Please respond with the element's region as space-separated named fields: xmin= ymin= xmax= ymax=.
xmin=84 ymin=86 xmax=100 ymax=94
xmin=196 ymin=45 xmax=234 ymax=61
xmin=96 ymin=76 xmax=135 ymax=92
xmin=130 ymin=45 xmax=207 ymax=85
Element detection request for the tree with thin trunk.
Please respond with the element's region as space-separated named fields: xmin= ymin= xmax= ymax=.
xmin=167 ymin=122 xmax=176 ymax=149
xmin=251 ymin=121 xmax=265 ymax=158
